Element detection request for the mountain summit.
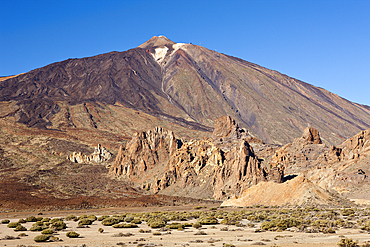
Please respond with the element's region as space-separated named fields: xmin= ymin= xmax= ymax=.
xmin=1 ymin=37 xmax=370 ymax=145
xmin=138 ymin=35 xmax=176 ymax=49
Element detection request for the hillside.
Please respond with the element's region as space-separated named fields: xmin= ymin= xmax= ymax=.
xmin=1 ymin=36 xmax=370 ymax=146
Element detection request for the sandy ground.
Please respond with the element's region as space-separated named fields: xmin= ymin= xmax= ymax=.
xmin=0 ymin=207 xmax=370 ymax=247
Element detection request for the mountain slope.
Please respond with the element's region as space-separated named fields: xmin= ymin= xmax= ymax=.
xmin=1 ymin=36 xmax=370 ymax=146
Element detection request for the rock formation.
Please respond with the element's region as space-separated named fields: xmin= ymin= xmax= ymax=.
xmin=269 ymin=127 xmax=327 ymax=174
xmin=67 ymin=144 xmax=112 ymax=164
xmin=110 ymin=116 xmax=284 ymax=200
xmin=110 ymin=127 xmax=182 ymax=177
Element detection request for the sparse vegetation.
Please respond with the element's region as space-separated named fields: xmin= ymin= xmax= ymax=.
xmin=34 ymin=234 xmax=50 ymax=242
xmin=66 ymin=231 xmax=80 ymax=238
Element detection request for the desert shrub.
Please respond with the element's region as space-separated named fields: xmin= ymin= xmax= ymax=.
xmin=49 ymin=218 xmax=63 ymax=223
xmin=261 ymin=218 xmax=301 ymax=231
xmin=139 ymin=229 xmax=151 ymax=233
xmin=102 ymin=217 xmax=120 ymax=226
xmin=88 ymin=215 xmax=97 ymax=221
xmin=98 ymin=227 xmax=104 ymax=233
xmin=166 ymin=223 xmax=184 ymax=229
xmin=112 ymin=223 xmax=138 ymax=228
xmin=323 ymin=228 xmax=336 ymax=234
xmin=7 ymin=222 xmax=20 ymax=228
xmin=220 ymin=217 xmax=239 ymax=225
xmin=361 ymin=221 xmax=370 ymax=232
xmin=337 ymin=237 xmax=359 ymax=247
xmin=131 ymin=218 xmax=142 ymax=224
xmin=17 ymin=218 xmax=26 ymax=223
xmin=124 ymin=216 xmax=134 ymax=222
xmin=192 ymin=222 xmax=202 ymax=229
xmin=148 ymin=220 xmax=166 ymax=228
xmin=30 ymin=225 xmax=44 ymax=231
xmin=41 ymin=229 xmax=54 ymax=235
xmin=66 ymin=231 xmax=80 ymax=238
xmin=14 ymin=225 xmax=27 ymax=231
xmin=197 ymin=216 xmax=218 ymax=225
xmin=78 ymin=218 xmax=92 ymax=225
xmin=342 ymin=208 xmax=356 ymax=217
xmin=41 ymin=217 xmax=50 ymax=222
xmin=65 ymin=215 xmax=76 ymax=221
xmin=25 ymin=216 xmax=38 ymax=222
xmin=153 ymin=232 xmax=162 ymax=235
xmin=34 ymin=234 xmax=50 ymax=242
xmin=98 ymin=215 xmax=110 ymax=221
xmin=1 ymin=219 xmax=10 ymax=224
xmin=18 ymin=233 xmax=27 ymax=237
xmin=51 ymin=220 xmax=66 ymax=230
xmin=36 ymin=216 xmax=43 ymax=221
xmin=33 ymin=221 xmax=44 ymax=226
xmin=78 ymin=214 xmax=88 ymax=220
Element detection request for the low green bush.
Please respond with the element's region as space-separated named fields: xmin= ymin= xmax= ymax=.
xmin=102 ymin=217 xmax=120 ymax=226
xmin=18 ymin=218 xmax=26 ymax=223
xmin=97 ymin=215 xmax=110 ymax=221
xmin=25 ymin=216 xmax=38 ymax=222
xmin=7 ymin=222 xmax=20 ymax=228
xmin=14 ymin=225 xmax=27 ymax=231
xmin=41 ymin=217 xmax=50 ymax=222
xmin=41 ymin=229 xmax=54 ymax=235
xmin=197 ymin=216 xmax=218 ymax=225
xmin=78 ymin=219 xmax=92 ymax=225
xmin=337 ymin=237 xmax=358 ymax=247
xmin=34 ymin=234 xmax=50 ymax=242
xmin=30 ymin=225 xmax=44 ymax=231
xmin=65 ymin=215 xmax=76 ymax=221
xmin=112 ymin=223 xmax=138 ymax=228
xmin=51 ymin=220 xmax=66 ymax=230
xmin=66 ymin=231 xmax=80 ymax=238
xmin=1 ymin=219 xmax=10 ymax=224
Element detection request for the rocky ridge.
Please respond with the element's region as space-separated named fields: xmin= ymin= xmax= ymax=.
xmin=1 ymin=36 xmax=370 ymax=145
xmin=110 ymin=116 xmax=284 ymax=200
xmin=67 ymin=144 xmax=112 ymax=164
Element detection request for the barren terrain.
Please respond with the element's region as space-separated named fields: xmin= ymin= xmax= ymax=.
xmin=1 ymin=206 xmax=370 ymax=247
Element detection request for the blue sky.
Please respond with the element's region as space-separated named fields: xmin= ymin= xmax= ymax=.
xmin=1 ymin=0 xmax=369 ymax=106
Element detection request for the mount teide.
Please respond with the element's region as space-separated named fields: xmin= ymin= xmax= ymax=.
xmin=1 ymin=36 xmax=370 ymax=145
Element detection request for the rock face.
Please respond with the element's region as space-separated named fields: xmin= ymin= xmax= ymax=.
xmin=109 ymin=116 xmax=284 ymax=200
xmin=110 ymin=127 xmax=182 ymax=177
xmin=269 ymin=127 xmax=327 ymax=174
xmin=67 ymin=144 xmax=112 ymax=164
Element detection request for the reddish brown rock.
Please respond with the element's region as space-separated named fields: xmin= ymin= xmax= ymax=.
xmin=110 ymin=121 xmax=284 ymax=200
xmin=109 ymin=127 xmax=182 ymax=177
xmin=301 ymin=127 xmax=323 ymax=144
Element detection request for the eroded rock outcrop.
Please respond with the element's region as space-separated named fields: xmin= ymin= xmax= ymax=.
xmin=269 ymin=127 xmax=327 ymax=174
xmin=109 ymin=127 xmax=183 ymax=177
xmin=109 ymin=116 xmax=284 ymax=200
xmin=67 ymin=144 xmax=112 ymax=163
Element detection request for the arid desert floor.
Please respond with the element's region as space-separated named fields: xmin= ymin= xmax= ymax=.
xmin=1 ymin=205 xmax=370 ymax=247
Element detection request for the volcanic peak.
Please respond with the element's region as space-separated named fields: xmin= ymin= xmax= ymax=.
xmin=138 ymin=35 xmax=176 ymax=49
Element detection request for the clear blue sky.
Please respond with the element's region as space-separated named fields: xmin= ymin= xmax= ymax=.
xmin=1 ymin=0 xmax=369 ymax=106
